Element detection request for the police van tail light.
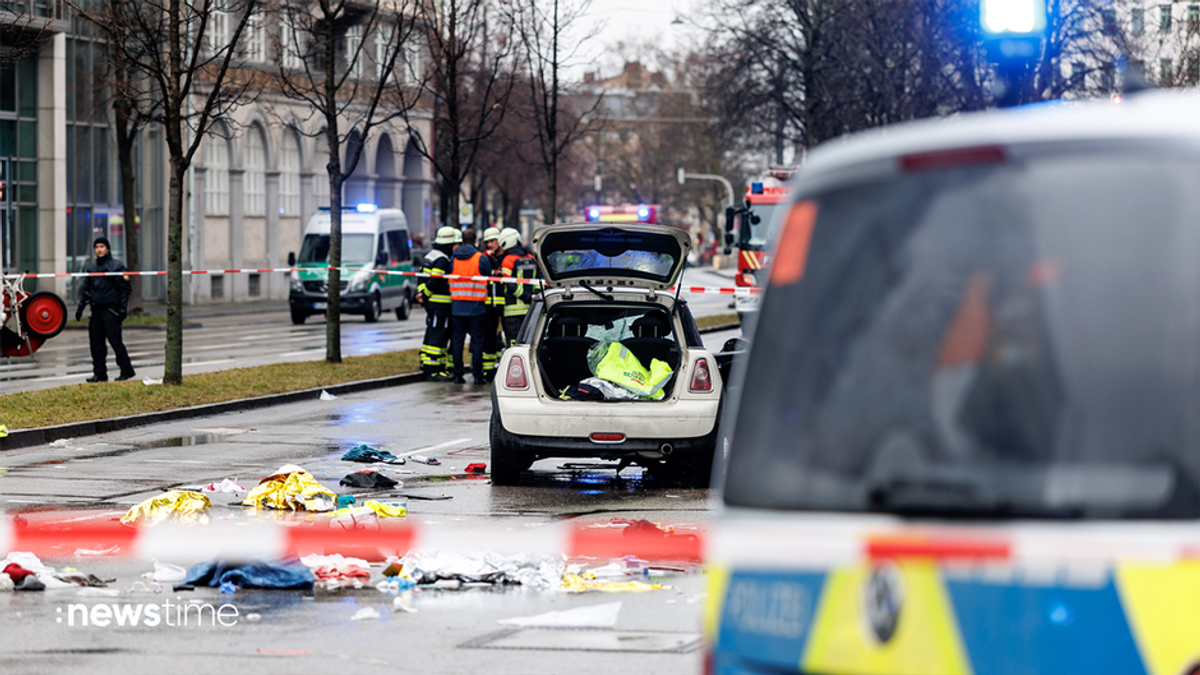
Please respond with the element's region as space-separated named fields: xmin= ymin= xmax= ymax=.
xmin=689 ymin=358 xmax=713 ymax=393
xmin=505 ymin=355 xmax=528 ymax=390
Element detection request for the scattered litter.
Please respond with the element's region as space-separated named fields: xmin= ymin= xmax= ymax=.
xmin=340 ymin=470 xmax=399 ymax=489
xmin=56 ymin=571 xmax=115 ymax=587
xmin=301 ymin=554 xmax=373 ymax=584
xmin=382 ymin=562 xmax=404 ymax=578
xmin=176 ymin=478 xmax=246 ymax=495
xmin=328 ymin=499 xmax=407 ymax=521
xmin=376 ymin=577 xmax=415 ymax=594
xmin=74 ymin=545 xmax=121 ymax=556
xmin=464 ymin=463 xmax=486 ymax=474
xmin=242 ymin=465 xmax=337 ymax=512
xmin=121 ymin=490 xmax=211 ymax=526
xmin=351 ymin=607 xmax=381 ymax=621
xmin=431 ymin=579 xmax=462 ymax=590
xmin=560 ymin=573 xmax=669 ymax=594
xmin=182 ymin=558 xmax=315 ymax=590
xmin=335 ymin=495 xmax=356 ymax=508
xmin=686 ymin=593 xmax=707 ymax=604
xmin=219 ymin=581 xmax=237 ymax=594
xmin=319 ymin=390 xmax=338 ymax=401
xmin=142 ymin=377 xmax=163 ymax=386
xmin=126 ymin=581 xmax=163 ymax=594
xmin=409 ymin=454 xmax=440 ymax=466
xmin=245 ymin=613 xmax=262 ymax=622
xmin=76 ymin=587 xmax=120 ymax=598
xmin=0 ymin=424 xmax=7 ymax=438
xmin=148 ymin=561 xmax=187 ymax=583
xmin=3 ymin=553 xmax=71 ymax=590
xmin=402 ymin=550 xmax=563 ymax=590
xmin=394 ymin=493 xmax=452 ymax=501
xmin=393 ymin=594 xmax=417 ymax=613
xmin=49 ymin=438 xmax=72 ymax=447
xmin=341 ymin=444 xmax=408 ymax=465
xmin=500 ymin=601 xmax=622 ymax=628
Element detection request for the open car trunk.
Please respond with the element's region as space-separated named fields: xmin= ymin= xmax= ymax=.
xmin=536 ymin=303 xmax=682 ymax=401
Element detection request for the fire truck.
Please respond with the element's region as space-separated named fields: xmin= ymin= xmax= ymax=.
xmin=724 ymin=168 xmax=794 ymax=320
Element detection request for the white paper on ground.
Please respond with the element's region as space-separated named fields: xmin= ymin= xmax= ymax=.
xmin=351 ymin=607 xmax=380 ymax=621
xmin=151 ymin=561 xmax=187 ymax=583
xmin=319 ymin=390 xmax=337 ymax=401
xmin=499 ymin=601 xmax=622 ymax=628
xmin=142 ymin=378 xmax=163 ymax=386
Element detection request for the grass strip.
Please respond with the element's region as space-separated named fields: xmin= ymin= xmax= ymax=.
xmin=1 ymin=350 xmax=421 ymax=430
xmin=694 ymin=313 xmax=739 ymax=330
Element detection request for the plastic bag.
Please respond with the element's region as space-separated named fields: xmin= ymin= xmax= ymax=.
xmin=401 ymin=550 xmax=564 ymax=590
xmin=120 ymin=490 xmax=211 ymax=526
xmin=242 ymin=466 xmax=337 ymax=512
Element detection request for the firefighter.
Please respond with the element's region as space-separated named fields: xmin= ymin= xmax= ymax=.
xmin=76 ymin=236 xmax=135 ymax=383
xmin=449 ymin=228 xmax=492 ymax=384
xmin=480 ymin=226 xmax=504 ymax=381
xmin=497 ymin=227 xmax=537 ymax=346
xmin=417 ymin=226 xmax=459 ymax=381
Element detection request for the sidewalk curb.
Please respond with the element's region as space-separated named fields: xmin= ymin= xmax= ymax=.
xmin=0 ymin=371 xmax=425 ymax=451
xmin=1 ymin=322 xmax=741 ymax=451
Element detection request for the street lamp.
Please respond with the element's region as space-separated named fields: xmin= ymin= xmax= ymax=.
xmin=676 ymin=167 xmax=734 ymax=209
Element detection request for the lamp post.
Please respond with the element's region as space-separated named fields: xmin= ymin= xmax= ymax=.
xmin=676 ymin=167 xmax=734 ymax=209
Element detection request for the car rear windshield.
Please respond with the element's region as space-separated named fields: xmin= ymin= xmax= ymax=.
xmin=724 ymin=151 xmax=1200 ymax=519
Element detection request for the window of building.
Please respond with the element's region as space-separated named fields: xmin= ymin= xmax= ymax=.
xmin=244 ymin=13 xmax=265 ymax=62
xmin=345 ymin=24 xmax=363 ymax=78
xmin=243 ymin=126 xmax=265 ymax=216
xmin=204 ymin=134 xmax=230 ymax=215
xmin=279 ymin=18 xmax=303 ymax=70
xmin=1190 ymin=5 xmax=1199 ymax=33
xmin=1162 ymin=58 xmax=1174 ymax=83
xmin=375 ymin=22 xmax=394 ymax=79
xmin=1161 ymin=5 xmax=1172 ymax=33
xmin=211 ymin=275 xmax=224 ymax=299
xmin=1101 ymin=62 xmax=1115 ymax=91
xmin=314 ymin=133 xmax=330 ymax=209
xmin=207 ymin=7 xmax=230 ymax=55
xmin=1189 ymin=55 xmax=1200 ymax=84
xmin=1071 ymin=61 xmax=1086 ymax=91
xmin=279 ymin=129 xmax=300 ymax=215
xmin=248 ymin=273 xmax=261 ymax=297
xmin=1133 ymin=7 xmax=1145 ymax=36
xmin=403 ymin=44 xmax=423 ymax=84
xmin=1101 ymin=8 xmax=1116 ymax=33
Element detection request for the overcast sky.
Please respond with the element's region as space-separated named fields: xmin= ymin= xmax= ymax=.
xmin=567 ymin=0 xmax=706 ymax=80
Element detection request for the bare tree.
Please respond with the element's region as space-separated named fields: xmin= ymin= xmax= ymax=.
xmin=399 ymin=0 xmax=517 ymax=233
xmin=514 ymin=0 xmax=597 ymax=223
xmin=77 ymin=0 xmax=262 ymax=385
xmin=268 ymin=0 xmax=420 ymax=363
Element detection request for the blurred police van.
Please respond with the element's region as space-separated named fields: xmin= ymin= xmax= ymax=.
xmin=707 ymin=92 xmax=1200 ymax=675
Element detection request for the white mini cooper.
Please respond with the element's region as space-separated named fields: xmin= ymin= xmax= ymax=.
xmin=489 ymin=222 xmax=724 ymax=486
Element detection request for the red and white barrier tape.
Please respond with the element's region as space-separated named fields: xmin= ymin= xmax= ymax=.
xmin=3 ymin=514 xmax=1196 ymax=565
xmin=2 ymin=267 xmax=762 ymax=295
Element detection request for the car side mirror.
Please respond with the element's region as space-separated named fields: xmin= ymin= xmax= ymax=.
xmin=287 ymin=252 xmax=296 ymax=267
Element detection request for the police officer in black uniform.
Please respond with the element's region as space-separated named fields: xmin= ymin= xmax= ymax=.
xmin=76 ymin=236 xmax=135 ymax=382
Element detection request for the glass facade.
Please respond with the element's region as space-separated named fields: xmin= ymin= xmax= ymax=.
xmin=0 ymin=56 xmax=38 ymax=277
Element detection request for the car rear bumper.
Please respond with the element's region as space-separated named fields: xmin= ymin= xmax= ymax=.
xmin=496 ymin=393 xmax=720 ymax=440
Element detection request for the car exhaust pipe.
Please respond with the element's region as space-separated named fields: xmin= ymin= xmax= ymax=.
xmin=660 ymin=442 xmax=674 ymax=456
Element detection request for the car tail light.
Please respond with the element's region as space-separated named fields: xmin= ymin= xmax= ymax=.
xmin=504 ymin=355 xmax=528 ymax=389
xmin=689 ymin=358 xmax=713 ymax=393
xmin=900 ymin=145 xmax=1005 ymax=172
xmin=590 ymin=432 xmax=626 ymax=443
xmin=741 ymin=272 xmax=755 ymax=286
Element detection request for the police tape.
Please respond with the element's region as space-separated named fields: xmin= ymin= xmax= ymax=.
xmin=0 ymin=514 xmax=706 ymax=563
xmin=1 ymin=267 xmax=763 ymax=295
xmin=3 ymin=512 xmax=1194 ymax=565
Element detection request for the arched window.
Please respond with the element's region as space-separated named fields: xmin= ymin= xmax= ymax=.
xmin=243 ymin=125 xmax=266 ymax=216
xmin=313 ymin=133 xmax=330 ymax=209
xmin=279 ymin=129 xmax=301 ymax=216
xmin=204 ymin=133 xmax=229 ymax=215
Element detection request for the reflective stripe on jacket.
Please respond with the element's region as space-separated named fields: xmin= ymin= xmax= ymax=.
xmin=450 ymin=252 xmax=488 ymax=303
xmin=500 ymin=248 xmax=537 ymax=318
xmin=419 ymin=249 xmax=452 ymax=305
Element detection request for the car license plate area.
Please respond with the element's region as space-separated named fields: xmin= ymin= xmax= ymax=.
xmin=313 ymin=302 xmax=327 ymax=310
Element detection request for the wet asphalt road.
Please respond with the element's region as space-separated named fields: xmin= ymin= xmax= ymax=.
xmin=0 ymin=379 xmax=716 ymax=674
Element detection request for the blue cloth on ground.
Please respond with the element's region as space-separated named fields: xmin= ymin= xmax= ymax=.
xmin=341 ymin=444 xmax=406 ymax=464
xmin=182 ymin=558 xmax=315 ymax=590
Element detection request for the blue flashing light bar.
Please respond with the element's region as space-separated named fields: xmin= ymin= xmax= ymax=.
xmin=356 ymin=203 xmax=377 ymax=213
xmin=637 ymin=206 xmax=650 ymax=220
xmin=750 ymin=182 xmax=764 ymax=194
xmin=587 ymin=207 xmax=601 ymax=221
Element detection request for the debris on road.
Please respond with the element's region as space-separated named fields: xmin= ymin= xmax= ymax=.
xmin=49 ymin=438 xmax=72 ymax=447
xmin=146 ymin=560 xmax=187 ymax=583
xmin=326 ymin=500 xmax=408 ymax=531
xmin=241 ymin=465 xmax=337 ymax=512
xmin=177 ymin=478 xmax=246 ymax=495
xmin=142 ymin=377 xmax=163 ymax=386
xmin=409 ymin=454 xmax=440 ymax=466
xmin=301 ymin=553 xmax=372 ymax=587
xmin=120 ymin=490 xmax=211 ymax=526
xmin=499 ymin=601 xmax=622 ymax=628
xmin=401 ymin=550 xmax=563 ymax=590
xmin=351 ymin=606 xmax=381 ymax=621
xmin=182 ymin=558 xmax=315 ymax=590
xmin=0 ymin=424 xmax=7 ymax=438
xmin=341 ymin=444 xmax=407 ymax=465
xmin=339 ymin=470 xmax=399 ymax=489
xmin=319 ymin=390 xmax=337 ymax=401
xmin=559 ymin=573 xmax=668 ymax=594
xmin=464 ymin=463 xmax=486 ymax=474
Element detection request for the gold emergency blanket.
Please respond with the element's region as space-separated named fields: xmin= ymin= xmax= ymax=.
xmin=242 ymin=467 xmax=338 ymax=512
xmin=325 ymin=499 xmax=408 ymax=519
xmin=120 ymin=490 xmax=211 ymax=526
xmin=559 ymin=573 xmax=669 ymax=593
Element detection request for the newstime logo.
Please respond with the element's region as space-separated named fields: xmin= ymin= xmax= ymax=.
xmin=58 ymin=599 xmax=239 ymax=627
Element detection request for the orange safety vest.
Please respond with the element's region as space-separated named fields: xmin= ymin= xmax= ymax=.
xmin=450 ymin=252 xmax=488 ymax=303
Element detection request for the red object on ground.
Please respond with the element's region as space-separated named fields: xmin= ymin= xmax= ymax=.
xmin=464 ymin=463 xmax=486 ymax=474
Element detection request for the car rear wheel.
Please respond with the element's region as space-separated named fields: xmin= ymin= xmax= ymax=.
xmin=290 ymin=310 xmax=307 ymax=325
xmin=395 ymin=292 xmax=411 ymax=321
xmin=364 ymin=293 xmax=381 ymax=323
xmin=490 ymin=407 xmax=530 ymax=486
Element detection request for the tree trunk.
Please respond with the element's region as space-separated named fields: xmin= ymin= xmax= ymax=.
xmin=163 ymin=0 xmax=184 ymax=385
xmin=324 ymin=11 xmax=342 ymax=364
xmin=114 ymin=101 xmax=142 ymax=314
